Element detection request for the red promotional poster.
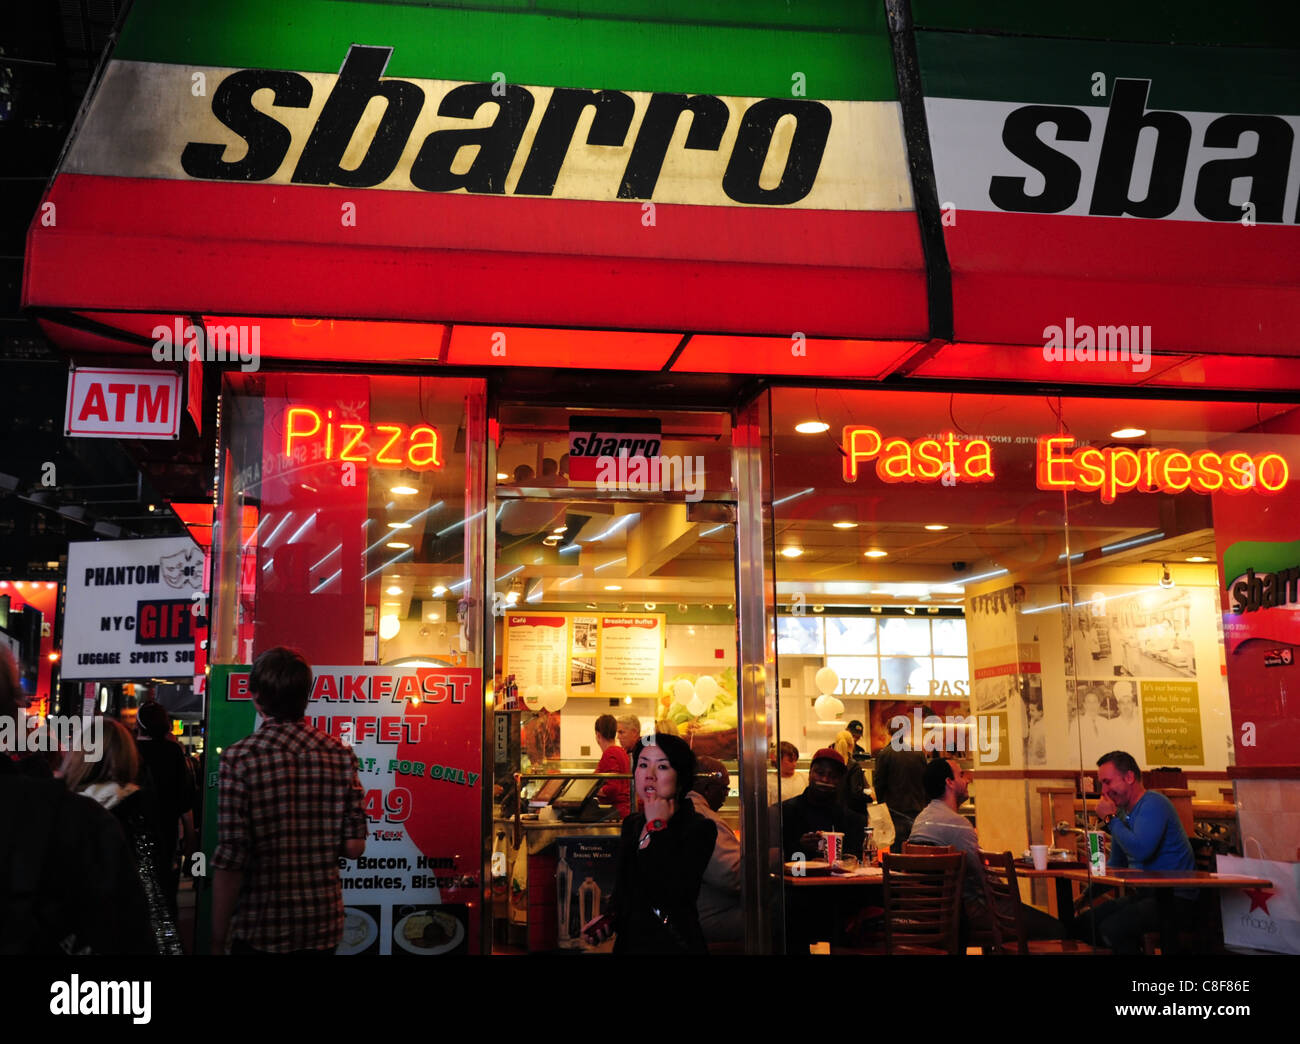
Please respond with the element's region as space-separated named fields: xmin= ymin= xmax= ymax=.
xmin=218 ymin=664 xmax=482 ymax=954
xmin=1213 ymin=456 xmax=1300 ymax=767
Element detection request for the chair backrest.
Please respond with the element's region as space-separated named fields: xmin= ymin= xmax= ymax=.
xmin=881 ymin=852 xmax=965 ymax=955
xmin=976 ymin=849 xmax=1025 ymax=955
xmin=902 ymin=841 xmax=955 ymax=854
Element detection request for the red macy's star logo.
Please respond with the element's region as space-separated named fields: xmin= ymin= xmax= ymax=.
xmin=1243 ymin=887 xmax=1274 ymax=914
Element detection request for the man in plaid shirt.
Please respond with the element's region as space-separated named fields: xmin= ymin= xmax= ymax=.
xmin=211 ymin=647 xmax=367 ymax=954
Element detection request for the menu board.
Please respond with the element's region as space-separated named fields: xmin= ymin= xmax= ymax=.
xmin=597 ymin=616 xmax=665 ymax=695
xmin=503 ymin=615 xmax=569 ymax=697
xmin=203 ymin=664 xmax=481 ymax=955
xmin=503 ymin=612 xmax=665 ymax=699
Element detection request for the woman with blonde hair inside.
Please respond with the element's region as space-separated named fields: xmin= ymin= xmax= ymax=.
xmin=62 ymin=718 xmax=181 ymax=954
xmin=833 ymin=729 xmax=870 ymax=814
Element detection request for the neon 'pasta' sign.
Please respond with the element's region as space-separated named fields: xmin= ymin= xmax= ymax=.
xmin=841 ymin=426 xmax=995 ymax=484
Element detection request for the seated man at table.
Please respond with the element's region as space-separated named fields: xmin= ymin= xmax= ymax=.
xmin=1073 ymin=750 xmax=1196 ymax=954
xmin=910 ymin=758 xmax=1060 ymax=946
xmin=780 ymin=748 xmax=867 ymax=862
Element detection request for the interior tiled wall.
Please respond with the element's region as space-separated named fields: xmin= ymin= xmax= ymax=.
xmin=1235 ymin=779 xmax=1300 ymax=862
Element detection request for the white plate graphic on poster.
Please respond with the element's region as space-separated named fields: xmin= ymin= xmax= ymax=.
xmin=337 ymin=908 xmax=378 ymax=955
xmin=393 ymin=909 xmax=465 ymax=955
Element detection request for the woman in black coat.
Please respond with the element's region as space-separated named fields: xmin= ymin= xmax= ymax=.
xmin=590 ymin=732 xmax=716 ymax=954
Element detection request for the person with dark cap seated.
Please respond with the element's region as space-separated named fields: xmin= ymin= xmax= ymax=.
xmin=780 ymin=747 xmax=867 ymax=862
xmin=687 ymin=756 xmax=742 ymax=948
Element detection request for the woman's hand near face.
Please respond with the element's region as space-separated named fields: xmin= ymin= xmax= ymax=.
xmin=642 ymin=795 xmax=674 ymax=824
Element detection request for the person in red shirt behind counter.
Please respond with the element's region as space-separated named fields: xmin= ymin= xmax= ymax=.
xmin=594 ymin=714 xmax=631 ymax=818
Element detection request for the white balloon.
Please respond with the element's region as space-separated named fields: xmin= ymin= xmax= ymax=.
xmin=829 ymin=696 xmax=845 ymax=719
xmin=694 ymin=675 xmax=720 ymax=704
xmin=522 ymin=688 xmax=545 ymax=712
xmin=671 ymin=678 xmax=695 ymax=706
xmin=686 ymin=694 xmax=709 ymax=717
xmin=543 ymin=688 xmax=568 ymax=713
xmin=813 ymin=693 xmax=833 ymax=719
xmin=814 ymin=667 xmax=839 ymax=696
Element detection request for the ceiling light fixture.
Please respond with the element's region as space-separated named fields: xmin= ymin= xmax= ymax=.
xmin=864 ymin=549 xmax=888 ymax=558
xmin=386 ymin=585 xmax=404 ymax=595
xmin=387 ymin=521 xmax=412 ymax=530
xmin=431 ymin=585 xmax=448 ymax=596
xmin=780 ymin=546 xmax=804 ymax=558
xmin=1111 ymin=427 xmax=1146 ymax=439
xmin=924 ymin=524 xmax=949 ymax=531
xmin=1185 ymin=555 xmax=1211 ymax=563
xmin=496 ymin=472 xmax=509 ymax=481
xmin=391 ymin=485 xmax=418 ymax=495
xmin=1159 ymin=563 xmax=1174 ymax=589
xmin=386 ymin=541 xmax=411 ymax=550
xmin=795 ymin=421 xmax=830 ymax=434
xmin=604 ymin=584 xmax=622 ymax=591
xmin=832 ymin=521 xmax=858 ymax=529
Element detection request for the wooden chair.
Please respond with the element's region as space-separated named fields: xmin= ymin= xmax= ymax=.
xmin=881 ymin=851 xmax=965 ymax=955
xmin=975 ymin=850 xmax=1104 ymax=955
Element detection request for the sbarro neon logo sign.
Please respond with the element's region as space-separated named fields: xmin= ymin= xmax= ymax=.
xmin=842 ymin=426 xmax=995 ymax=485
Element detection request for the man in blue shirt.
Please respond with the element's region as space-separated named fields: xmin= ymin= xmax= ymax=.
xmin=1074 ymin=750 xmax=1195 ymax=954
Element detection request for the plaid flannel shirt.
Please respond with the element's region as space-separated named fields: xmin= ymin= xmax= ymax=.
xmin=213 ymin=720 xmax=367 ymax=953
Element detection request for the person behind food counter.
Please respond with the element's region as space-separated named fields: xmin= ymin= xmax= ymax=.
xmin=780 ymin=748 xmax=866 ymax=861
xmin=615 ymin=714 xmax=641 ymax=753
xmin=687 ymin=756 xmax=742 ymax=948
xmin=593 ymin=714 xmax=630 ymax=818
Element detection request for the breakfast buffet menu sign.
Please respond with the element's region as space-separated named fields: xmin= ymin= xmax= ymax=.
xmin=203 ymin=664 xmax=482 ymax=955
xmin=503 ymin=611 xmax=665 ymax=702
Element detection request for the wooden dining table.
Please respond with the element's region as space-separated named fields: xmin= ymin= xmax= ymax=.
xmin=782 ymin=865 xmax=884 ymax=887
xmin=1038 ymin=867 xmax=1273 ymax=954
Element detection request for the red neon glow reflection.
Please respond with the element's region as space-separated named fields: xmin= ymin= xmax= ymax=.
xmin=1037 ymin=437 xmax=1288 ymax=503
xmin=284 ymin=407 xmax=443 ymax=470
xmin=842 ymin=426 xmax=995 ymax=484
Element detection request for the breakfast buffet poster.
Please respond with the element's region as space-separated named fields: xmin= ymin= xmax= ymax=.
xmin=202 ymin=664 xmax=482 ymax=954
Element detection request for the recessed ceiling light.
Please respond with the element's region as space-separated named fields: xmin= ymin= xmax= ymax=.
xmin=432 ymin=585 xmax=448 ymax=597
xmin=604 ymin=584 xmax=622 ymax=591
xmin=795 ymin=421 xmax=830 ymax=434
xmin=780 ymin=546 xmax=804 ymax=558
xmin=924 ymin=524 xmax=949 ymax=531
xmin=496 ymin=473 xmax=509 ymax=481
xmin=391 ymin=485 xmax=418 ymax=495
xmin=427 ymin=612 xmax=440 ymax=621
xmin=1185 ymin=555 xmax=1212 ymax=563
xmin=1111 ymin=427 xmax=1146 ymax=439
xmin=387 ymin=521 xmax=412 ymax=529
xmin=552 ymin=526 xmax=567 ymax=534
xmin=864 ymin=549 xmax=888 ymax=558
xmin=385 ymin=585 xmax=404 ymax=595
xmin=386 ymin=541 xmax=411 ymax=550
xmin=832 ymin=521 xmax=858 ymax=529
xmin=383 ymin=601 xmax=400 ymax=607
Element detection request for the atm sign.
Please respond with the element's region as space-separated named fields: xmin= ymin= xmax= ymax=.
xmin=65 ymin=367 xmax=182 ymax=440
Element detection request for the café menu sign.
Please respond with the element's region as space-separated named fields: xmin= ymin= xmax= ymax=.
xmin=208 ymin=664 xmax=482 ymax=955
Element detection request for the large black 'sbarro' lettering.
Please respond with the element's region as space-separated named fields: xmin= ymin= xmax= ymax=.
xmin=1194 ymin=114 xmax=1294 ymax=222
xmin=292 ymin=45 xmax=424 ymax=187
xmin=410 ymin=82 xmax=534 ymax=193
xmin=618 ymin=93 xmax=728 ymax=199
xmin=180 ymin=69 xmax=311 ymax=181
xmin=722 ymin=99 xmax=830 ymax=205
xmin=515 ymin=88 xmax=635 ymax=196
xmin=1090 ymin=79 xmax=1191 ymax=218
xmin=988 ymin=105 xmax=1090 ymax=213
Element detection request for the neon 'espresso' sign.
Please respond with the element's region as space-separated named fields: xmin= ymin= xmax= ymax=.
xmin=842 ymin=427 xmax=1290 ymax=502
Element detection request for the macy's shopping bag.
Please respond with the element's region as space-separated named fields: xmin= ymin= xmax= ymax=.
xmin=1217 ymin=852 xmax=1300 ymax=954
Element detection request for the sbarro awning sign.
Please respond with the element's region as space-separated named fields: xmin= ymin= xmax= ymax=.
xmin=65 ymin=366 xmax=182 ymax=440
